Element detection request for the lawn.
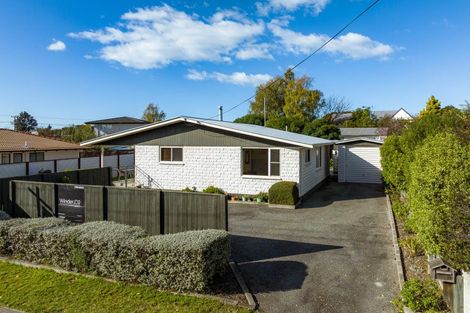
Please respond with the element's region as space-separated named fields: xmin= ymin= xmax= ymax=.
xmin=0 ymin=261 xmax=251 ymax=313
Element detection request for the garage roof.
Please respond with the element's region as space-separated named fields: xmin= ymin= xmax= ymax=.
xmin=81 ymin=116 xmax=334 ymax=148
xmin=336 ymin=137 xmax=384 ymax=145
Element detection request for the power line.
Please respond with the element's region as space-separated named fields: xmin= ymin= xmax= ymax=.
xmin=208 ymin=0 xmax=382 ymax=120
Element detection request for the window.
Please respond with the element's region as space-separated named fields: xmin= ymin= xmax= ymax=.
xmin=29 ymin=152 xmax=44 ymax=162
xmin=160 ymin=147 xmax=183 ymax=162
xmin=1 ymin=153 xmax=10 ymax=164
xmin=305 ymin=149 xmax=311 ymax=163
xmin=315 ymin=147 xmax=322 ymax=168
xmin=13 ymin=153 xmax=23 ymax=163
xmin=242 ymin=148 xmax=280 ymax=177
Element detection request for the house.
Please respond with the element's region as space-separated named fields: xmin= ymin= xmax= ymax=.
xmin=0 ymin=129 xmax=83 ymax=165
xmin=85 ymin=116 xmax=149 ymax=137
xmin=81 ymin=116 xmax=334 ymax=197
xmin=373 ymin=108 xmax=413 ymax=120
xmin=336 ymin=138 xmax=383 ymax=184
xmin=339 ymin=127 xmax=388 ymax=141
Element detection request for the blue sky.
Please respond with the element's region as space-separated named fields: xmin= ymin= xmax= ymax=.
xmin=0 ymin=0 xmax=469 ymax=128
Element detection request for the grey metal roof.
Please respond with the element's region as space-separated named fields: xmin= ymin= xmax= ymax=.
xmin=336 ymin=137 xmax=384 ymax=145
xmin=85 ymin=116 xmax=149 ymax=125
xmin=339 ymin=128 xmax=387 ymax=136
xmin=81 ymin=116 xmax=334 ymax=148
xmin=372 ymin=110 xmax=397 ymax=119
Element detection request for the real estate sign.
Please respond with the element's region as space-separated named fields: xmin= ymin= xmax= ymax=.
xmin=57 ymin=185 xmax=85 ymax=223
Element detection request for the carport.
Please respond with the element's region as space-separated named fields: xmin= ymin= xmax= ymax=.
xmin=336 ymin=138 xmax=383 ymax=184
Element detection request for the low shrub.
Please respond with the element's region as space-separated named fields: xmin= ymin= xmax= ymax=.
xmin=0 ymin=211 xmax=10 ymax=221
xmin=392 ymin=200 xmax=410 ymax=222
xmin=182 ymin=186 xmax=197 ymax=192
xmin=395 ymin=278 xmax=445 ymax=312
xmin=202 ymin=186 xmax=225 ymax=194
xmin=256 ymin=192 xmax=268 ymax=202
xmin=399 ymin=235 xmax=424 ymax=257
xmin=268 ymin=181 xmax=299 ymax=205
xmin=0 ymin=218 xmax=230 ymax=292
xmin=138 ymin=230 xmax=230 ymax=291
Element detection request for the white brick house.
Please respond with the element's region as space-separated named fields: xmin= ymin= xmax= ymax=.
xmin=81 ymin=116 xmax=333 ymax=197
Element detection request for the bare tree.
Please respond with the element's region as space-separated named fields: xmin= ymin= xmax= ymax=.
xmin=315 ymin=96 xmax=352 ymax=121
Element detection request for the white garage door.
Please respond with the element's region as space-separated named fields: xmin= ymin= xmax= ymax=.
xmin=345 ymin=146 xmax=382 ymax=184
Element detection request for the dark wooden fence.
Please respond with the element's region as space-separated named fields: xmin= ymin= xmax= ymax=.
xmin=0 ymin=168 xmax=112 ymax=215
xmin=9 ymin=181 xmax=228 ymax=235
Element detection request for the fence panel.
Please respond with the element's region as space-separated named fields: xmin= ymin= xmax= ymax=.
xmin=0 ymin=163 xmax=26 ymax=178
xmin=107 ymin=187 xmax=161 ymax=235
xmin=84 ymin=185 xmax=104 ymax=222
xmin=29 ymin=161 xmax=54 ymax=175
xmin=57 ymin=159 xmax=79 ymax=172
xmin=80 ymin=157 xmax=100 ymax=169
xmin=163 ymin=191 xmax=227 ymax=234
xmin=79 ymin=168 xmax=111 ymax=186
xmin=13 ymin=181 xmax=55 ymax=218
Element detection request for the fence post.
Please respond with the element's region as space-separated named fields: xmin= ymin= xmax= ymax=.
xmin=224 ymin=195 xmax=228 ymax=231
xmin=25 ymin=162 xmax=29 ymax=176
xmin=53 ymin=183 xmax=59 ymax=217
xmin=117 ymin=151 xmax=120 ymax=170
xmin=159 ymin=191 xmax=165 ymax=235
xmin=54 ymin=160 xmax=57 ymax=173
xmin=10 ymin=181 xmax=16 ymax=217
xmin=78 ymin=157 xmax=81 ymax=170
xmin=36 ymin=186 xmax=41 ymax=218
xmin=103 ymin=186 xmax=108 ymax=221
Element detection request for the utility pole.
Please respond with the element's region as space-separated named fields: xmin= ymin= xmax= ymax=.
xmin=263 ymin=96 xmax=266 ymax=126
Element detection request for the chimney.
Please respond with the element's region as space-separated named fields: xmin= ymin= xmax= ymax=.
xmin=218 ymin=106 xmax=223 ymax=121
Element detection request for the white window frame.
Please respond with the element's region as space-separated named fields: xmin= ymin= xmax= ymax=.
xmin=315 ymin=147 xmax=322 ymax=169
xmin=241 ymin=147 xmax=281 ymax=179
xmin=160 ymin=146 xmax=183 ymax=164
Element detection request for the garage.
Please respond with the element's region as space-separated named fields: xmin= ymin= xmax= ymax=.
xmin=336 ymin=138 xmax=383 ymax=184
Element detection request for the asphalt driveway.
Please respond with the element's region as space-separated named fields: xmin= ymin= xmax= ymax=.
xmin=229 ymin=181 xmax=398 ymax=313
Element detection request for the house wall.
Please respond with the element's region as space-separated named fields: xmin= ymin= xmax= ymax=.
xmin=299 ymin=146 xmax=330 ymax=196
xmin=135 ymin=145 xmax=300 ymax=195
xmin=393 ymin=109 xmax=413 ymax=120
xmin=44 ymin=150 xmax=80 ymax=160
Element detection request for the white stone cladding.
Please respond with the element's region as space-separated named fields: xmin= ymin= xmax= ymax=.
xmin=135 ymin=145 xmax=300 ymax=195
xmin=299 ymin=146 xmax=329 ymax=196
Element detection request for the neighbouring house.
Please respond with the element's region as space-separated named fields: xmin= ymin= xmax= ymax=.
xmin=85 ymin=116 xmax=149 ymax=137
xmin=332 ymin=108 xmax=413 ymax=124
xmin=0 ymin=129 xmax=83 ymax=164
xmin=339 ymin=127 xmax=388 ymax=141
xmin=336 ymin=138 xmax=383 ymax=184
xmin=81 ymin=116 xmax=334 ymax=197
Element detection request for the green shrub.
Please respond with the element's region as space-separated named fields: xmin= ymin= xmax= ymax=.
xmin=399 ymin=235 xmax=424 ymax=257
xmin=392 ymin=200 xmax=410 ymax=222
xmin=0 ymin=211 xmax=10 ymax=221
xmin=381 ymin=134 xmax=407 ymax=191
xmin=408 ymin=132 xmax=470 ymax=270
xmin=0 ymin=218 xmax=230 ymax=292
xmin=182 ymin=186 xmax=197 ymax=192
xmin=396 ymin=278 xmax=444 ymax=312
xmin=256 ymin=192 xmax=268 ymax=202
xmin=268 ymin=181 xmax=299 ymax=205
xmin=202 ymin=186 xmax=225 ymax=194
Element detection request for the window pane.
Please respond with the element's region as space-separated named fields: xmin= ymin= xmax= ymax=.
xmin=1 ymin=154 xmax=10 ymax=164
xmin=242 ymin=149 xmax=268 ymax=176
xmin=270 ymin=163 xmax=280 ymax=176
xmin=29 ymin=153 xmax=36 ymax=162
xmin=13 ymin=153 xmax=22 ymax=163
xmin=172 ymin=148 xmax=183 ymax=161
xmin=161 ymin=148 xmax=171 ymax=161
xmin=37 ymin=152 xmax=44 ymax=161
xmin=270 ymin=149 xmax=280 ymax=162
xmin=305 ymin=150 xmax=310 ymax=163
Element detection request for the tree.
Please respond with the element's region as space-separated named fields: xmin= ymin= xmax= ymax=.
xmin=419 ymin=95 xmax=441 ymax=118
xmin=233 ymin=113 xmax=264 ymax=126
xmin=250 ymin=70 xmax=322 ymax=122
xmin=303 ymin=119 xmax=340 ymax=140
xmin=318 ymin=96 xmax=352 ymax=121
xmin=408 ymin=133 xmax=470 ymax=270
xmin=59 ymin=125 xmax=96 ymax=143
xmin=37 ymin=124 xmax=54 ymax=137
xmin=340 ymin=107 xmax=377 ymax=127
xmin=377 ymin=115 xmax=408 ymax=135
xmin=380 ymin=134 xmax=407 ymax=191
xmin=265 ymin=115 xmax=305 ymax=133
xmin=142 ymin=103 xmax=166 ymax=123
xmin=14 ymin=111 xmax=38 ymax=132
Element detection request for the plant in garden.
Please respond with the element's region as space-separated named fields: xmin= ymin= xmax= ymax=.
xmin=268 ymin=181 xmax=299 ymax=205
xmin=399 ymin=235 xmax=424 ymax=257
xmin=182 ymin=186 xmax=197 ymax=192
xmin=202 ymin=186 xmax=225 ymax=194
xmin=408 ymin=132 xmax=470 ymax=270
xmin=381 ymin=134 xmax=407 ymax=192
xmin=394 ymin=278 xmax=445 ymax=313
xmin=391 ymin=199 xmax=410 ymax=222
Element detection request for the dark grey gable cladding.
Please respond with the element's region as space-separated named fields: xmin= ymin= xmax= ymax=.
xmin=102 ymin=122 xmax=298 ymax=147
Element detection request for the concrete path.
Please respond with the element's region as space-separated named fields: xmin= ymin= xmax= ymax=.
xmin=229 ymin=182 xmax=399 ymax=313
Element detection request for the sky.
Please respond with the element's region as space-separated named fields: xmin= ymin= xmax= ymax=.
xmin=0 ymin=0 xmax=469 ymax=128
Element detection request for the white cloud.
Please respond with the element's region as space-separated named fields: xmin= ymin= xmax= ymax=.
xmin=268 ymin=21 xmax=395 ymax=59
xmin=235 ymin=43 xmax=273 ymax=60
xmin=186 ymin=69 xmax=272 ymax=86
xmin=47 ymin=40 xmax=66 ymax=51
xmin=256 ymin=0 xmax=330 ymax=15
xmin=69 ymin=5 xmax=266 ymax=69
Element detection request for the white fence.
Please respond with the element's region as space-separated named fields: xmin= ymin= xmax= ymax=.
xmin=0 ymin=153 xmax=134 ymax=179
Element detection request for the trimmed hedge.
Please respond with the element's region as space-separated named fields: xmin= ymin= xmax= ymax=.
xmin=0 ymin=218 xmax=230 ymax=292
xmin=268 ymin=181 xmax=299 ymax=205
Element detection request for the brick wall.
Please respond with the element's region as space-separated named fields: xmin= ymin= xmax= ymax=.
xmin=135 ymin=145 xmax=300 ymax=195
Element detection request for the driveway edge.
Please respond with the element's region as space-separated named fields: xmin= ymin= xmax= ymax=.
xmin=385 ymin=194 xmax=406 ymax=289
xmin=229 ymin=261 xmax=258 ymax=310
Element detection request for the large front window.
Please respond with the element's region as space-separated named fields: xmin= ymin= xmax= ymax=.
xmin=29 ymin=152 xmax=44 ymax=162
xmin=242 ymin=148 xmax=280 ymax=177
